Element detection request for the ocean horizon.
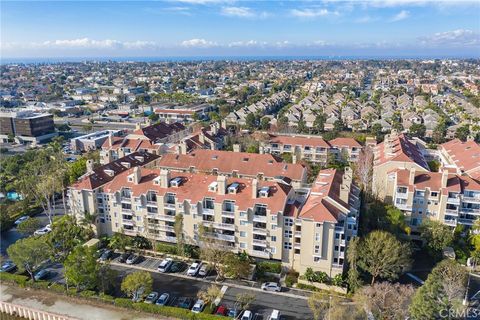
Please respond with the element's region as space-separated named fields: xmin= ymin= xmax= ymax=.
xmin=2 ymin=55 xmax=479 ymax=65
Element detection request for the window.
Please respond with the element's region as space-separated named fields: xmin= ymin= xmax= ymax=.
xmin=240 ymin=211 xmax=247 ymax=217
xmin=271 ymin=236 xmax=277 ymax=242
xmin=136 ymin=216 xmax=142 ymax=221
xmin=315 ymin=233 xmax=320 ymax=241
xmin=240 ymin=231 xmax=246 ymax=237
xmin=239 ymin=242 xmax=247 ymax=249
xmin=314 ymin=257 xmax=321 ymax=262
xmin=284 ymin=230 xmax=293 ymax=238
xmin=314 ymin=245 xmax=320 ymax=254
xmin=335 ymin=245 xmax=339 ymax=251
xmin=284 ymin=242 xmax=292 ymax=250
xmin=271 ymin=224 xmax=277 ymax=230
xmin=240 ymin=220 xmax=247 ymax=226
xmin=316 ymin=223 xmax=321 ymax=227
xmin=335 ymin=233 xmax=340 ymax=239
xmin=431 ymin=191 xmax=438 ymax=197
xmin=271 ymin=247 xmax=276 ymax=254
xmin=284 ymin=218 xmax=293 ymax=227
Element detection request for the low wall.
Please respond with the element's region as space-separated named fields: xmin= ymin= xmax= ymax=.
xmin=297 ymin=278 xmax=348 ymax=294
xmin=0 ymin=301 xmax=77 ymax=320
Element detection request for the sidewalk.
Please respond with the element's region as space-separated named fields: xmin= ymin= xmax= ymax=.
xmin=0 ymin=284 xmax=167 ymax=320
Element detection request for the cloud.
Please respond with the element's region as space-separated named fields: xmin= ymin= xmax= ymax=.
xmin=228 ymin=40 xmax=267 ymax=47
xmin=180 ymin=38 xmax=218 ymax=48
xmin=291 ymin=8 xmax=339 ymax=18
xmin=418 ymin=29 xmax=480 ymax=47
xmin=221 ymin=6 xmax=254 ymax=17
xmin=36 ymin=38 xmax=157 ymax=50
xmin=390 ymin=10 xmax=410 ymax=21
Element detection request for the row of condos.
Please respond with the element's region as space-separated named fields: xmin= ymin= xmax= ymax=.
xmin=69 ymin=150 xmax=360 ymax=276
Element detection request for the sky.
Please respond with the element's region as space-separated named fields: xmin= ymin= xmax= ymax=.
xmin=1 ymin=0 xmax=480 ymax=59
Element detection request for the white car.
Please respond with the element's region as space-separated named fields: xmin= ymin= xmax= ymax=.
xmin=158 ymin=258 xmax=173 ymax=273
xmin=191 ymin=299 xmax=205 ymax=313
xmin=187 ymin=262 xmax=202 ymax=276
xmin=34 ymin=224 xmax=52 ymax=236
xmin=261 ymin=282 xmax=281 ymax=292
xmin=241 ymin=310 xmax=253 ymax=320
xmin=268 ymin=309 xmax=281 ymax=320
xmin=14 ymin=216 xmax=29 ymax=226
xmin=198 ymin=264 xmax=209 ymax=277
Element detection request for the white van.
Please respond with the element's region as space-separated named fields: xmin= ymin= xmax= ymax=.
xmin=268 ymin=309 xmax=280 ymax=320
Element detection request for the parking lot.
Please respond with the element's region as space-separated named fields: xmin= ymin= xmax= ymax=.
xmin=109 ymin=252 xmax=312 ymax=320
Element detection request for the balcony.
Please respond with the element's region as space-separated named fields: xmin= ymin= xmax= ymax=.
xmin=457 ymin=218 xmax=474 ymax=226
xmin=122 ymin=219 xmax=135 ymax=226
xmin=202 ymin=208 xmax=215 ymax=216
xmin=444 ymin=219 xmax=457 ymax=227
xmin=121 ymin=206 xmax=132 ymax=213
xmin=205 ymin=232 xmax=235 ymax=242
xmin=294 ymin=231 xmax=302 ymax=237
xmin=164 ymin=203 xmax=176 ymax=210
xmin=395 ymin=203 xmax=412 ymax=211
xmin=251 ymin=249 xmax=270 ymax=258
xmin=149 ymin=224 xmax=175 ymax=232
xmin=395 ymin=192 xmax=408 ymax=199
xmin=253 ymin=239 xmax=268 ymax=247
xmin=157 ymin=214 xmax=176 ymax=222
xmin=222 ymin=210 xmax=235 ymax=217
xmin=152 ymin=234 xmax=177 ymax=243
xmin=447 ymin=197 xmax=460 ymax=205
xmin=123 ymin=229 xmax=136 ymax=236
xmin=445 ymin=209 xmax=459 ymax=216
xmin=463 ymin=196 xmax=480 ymax=204
xmin=121 ymin=197 xmax=131 ymax=202
xmin=215 ymin=223 xmax=236 ymax=231
xmin=460 ymin=208 xmax=480 ymax=215
xmin=253 ymin=228 xmax=268 ymax=236
xmin=253 ymin=215 xmax=267 ymax=223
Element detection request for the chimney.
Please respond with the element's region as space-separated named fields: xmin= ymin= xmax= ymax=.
xmin=145 ymin=118 xmax=152 ymax=126
xmin=340 ymin=184 xmax=350 ymax=204
xmin=199 ymin=132 xmax=205 ymax=144
xmin=441 ymin=169 xmax=449 ymax=188
xmin=211 ymin=122 xmax=219 ymax=135
xmin=233 ymin=144 xmax=241 ymax=153
xmin=409 ymin=167 xmax=416 ymax=185
xmin=179 ymin=141 xmax=187 ymax=155
xmin=217 ymin=175 xmax=227 ymax=195
xmin=259 ymin=145 xmax=265 ymax=154
xmin=292 ymin=154 xmax=298 ymax=164
xmin=86 ymin=159 xmax=94 ymax=174
xmin=160 ymin=169 xmax=170 ymax=188
xmin=108 ymin=133 xmax=114 ymax=147
xmin=252 ymin=179 xmax=258 ymax=199
xmin=221 ymin=119 xmax=227 ymax=129
xmin=135 ymin=122 xmax=142 ymax=131
xmin=133 ymin=166 xmax=141 ymax=185
xmin=104 ymin=150 xmax=113 ymax=163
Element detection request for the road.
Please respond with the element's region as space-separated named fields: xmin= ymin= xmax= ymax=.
xmin=108 ymin=254 xmax=312 ymax=319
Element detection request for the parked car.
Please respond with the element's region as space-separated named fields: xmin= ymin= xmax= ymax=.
xmin=198 ymin=264 xmax=209 ymax=277
xmin=215 ymin=305 xmax=228 ymax=316
xmin=126 ymin=254 xmax=140 ymax=265
xmin=132 ymin=287 xmax=145 ymax=302
xmin=268 ymin=310 xmax=281 ymax=320
xmin=144 ymin=292 xmax=159 ymax=304
xmin=158 ymin=258 xmax=173 ymax=273
xmin=34 ymin=269 xmax=50 ymax=281
xmin=241 ymin=310 xmax=253 ymax=320
xmin=34 ymin=225 xmax=52 ymax=236
xmin=155 ymin=293 xmax=170 ymax=306
xmin=0 ymin=261 xmax=16 ymax=273
xmin=227 ymin=308 xmax=239 ymax=318
xmin=187 ymin=261 xmax=202 ymax=276
xmin=176 ymin=297 xmax=194 ymax=309
xmin=261 ymin=282 xmax=281 ymax=292
xmin=14 ymin=216 xmax=29 ymax=226
xmin=191 ymin=299 xmax=205 ymax=313
xmin=99 ymin=250 xmax=113 ymax=262
xmin=118 ymin=252 xmax=131 ymax=263
xmin=170 ymin=261 xmax=186 ymax=273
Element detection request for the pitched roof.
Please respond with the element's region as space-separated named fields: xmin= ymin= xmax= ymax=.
xmin=268 ymin=134 xmax=330 ymax=148
xmin=441 ymin=139 xmax=480 ymax=178
xmin=375 ymin=133 xmax=429 ymax=170
xmin=158 ymin=149 xmax=306 ymax=181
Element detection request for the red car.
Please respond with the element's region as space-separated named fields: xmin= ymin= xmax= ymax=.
xmin=215 ymin=305 xmax=228 ymax=316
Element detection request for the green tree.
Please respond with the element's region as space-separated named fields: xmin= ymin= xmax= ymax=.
xmin=197 ymin=284 xmax=221 ymax=305
xmin=47 ymin=215 xmax=93 ymax=261
xmin=174 ymin=214 xmax=185 ymax=256
xmin=313 ymin=114 xmax=326 ymax=132
xmin=131 ymin=235 xmax=152 ymax=250
xmin=209 ymin=111 xmax=221 ymax=122
xmin=235 ymin=293 xmax=255 ymax=310
xmin=260 ymin=117 xmax=271 ymax=131
xmin=307 ymin=291 xmax=330 ymax=320
xmin=108 ymin=232 xmax=133 ymax=251
xmin=419 ymin=220 xmax=454 ymax=259
xmin=121 ymin=271 xmax=153 ymax=301
xmin=385 ymin=205 xmax=409 ymax=235
xmin=432 ymin=119 xmax=447 ymax=144
xmin=7 ymin=236 xmax=51 ymax=281
xmin=97 ymin=262 xmax=118 ymax=294
xmin=64 ymin=245 xmax=98 ymax=291
xmin=17 ymin=218 xmax=41 ymax=235
xmin=408 ymin=123 xmax=426 ymax=138
xmin=245 ymin=113 xmax=257 ymax=130
xmin=455 ymin=125 xmax=470 ymax=141
xmin=148 ymin=113 xmax=159 ymax=122
xmin=358 ymin=230 xmax=412 ymax=284
xmin=346 ymin=237 xmax=363 ymax=293
xmin=222 ymin=252 xmax=251 ymax=279
xmin=370 ymin=123 xmax=383 ymax=140
xmin=409 ymin=260 xmax=468 ymax=320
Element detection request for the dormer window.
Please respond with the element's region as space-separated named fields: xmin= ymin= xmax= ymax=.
xmin=121 ymin=188 xmax=131 ymax=199
xmin=259 ymin=186 xmax=270 ymax=198
xmin=228 ymin=182 xmax=240 ymax=194
xmin=170 ymin=177 xmax=183 ymax=187
xmin=208 ymin=181 xmax=218 ymax=192
xmin=104 ymin=169 xmax=115 ymax=177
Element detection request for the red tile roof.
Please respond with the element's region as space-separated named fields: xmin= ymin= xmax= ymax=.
xmin=441 ymin=139 xmax=480 ymax=177
xmin=375 ymin=133 xmax=429 ymax=170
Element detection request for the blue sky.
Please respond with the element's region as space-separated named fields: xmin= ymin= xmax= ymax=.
xmin=1 ymin=0 xmax=479 ymax=58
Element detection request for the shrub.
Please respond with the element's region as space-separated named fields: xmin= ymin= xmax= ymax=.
xmin=296 ymin=283 xmax=319 ymax=292
xmin=257 ymin=261 xmax=281 ymax=274
xmin=114 ymin=298 xmax=134 ymax=309
xmin=29 ymin=280 xmax=50 ymax=290
xmin=285 ymin=270 xmax=299 ymax=287
xmin=156 ymin=243 xmax=178 ymax=255
xmin=98 ymin=293 xmax=115 ymax=304
xmin=49 ymin=283 xmax=66 ymax=293
xmin=0 ymin=273 xmax=29 ymax=287
xmin=332 ymin=274 xmax=346 ymax=287
xmin=80 ymin=290 xmax=97 ymax=298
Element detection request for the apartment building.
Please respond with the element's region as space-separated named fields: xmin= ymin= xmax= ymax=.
xmin=372 ymin=132 xmax=430 ymax=202
xmin=100 ymin=121 xmax=189 ymax=164
xmin=70 ymin=130 xmax=121 ymax=152
xmin=262 ymin=134 xmax=362 ymax=165
xmin=388 ymin=168 xmax=480 ymax=230
xmin=69 ymin=147 xmax=359 ymax=275
xmin=439 ymin=138 xmax=480 ymax=181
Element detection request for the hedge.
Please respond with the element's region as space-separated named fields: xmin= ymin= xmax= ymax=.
xmin=256 ymin=261 xmax=282 ymax=274
xmin=156 ymin=243 xmax=178 ymax=255
xmin=126 ymin=302 xmax=225 ymax=320
xmin=0 ymin=273 xmax=29 ymax=287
